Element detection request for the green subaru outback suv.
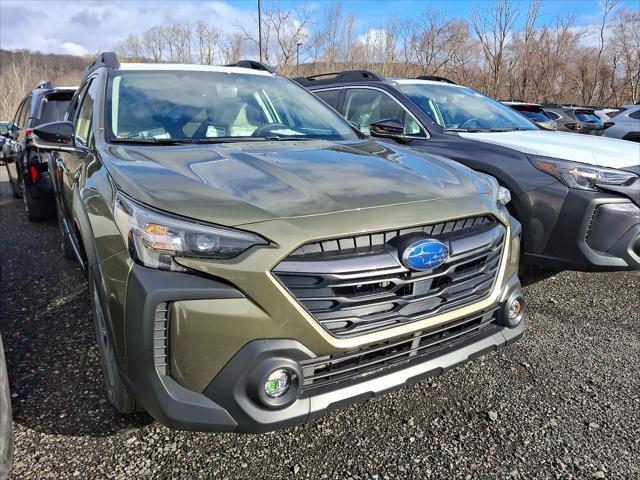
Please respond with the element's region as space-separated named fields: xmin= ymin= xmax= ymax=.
xmin=32 ymin=53 xmax=525 ymax=433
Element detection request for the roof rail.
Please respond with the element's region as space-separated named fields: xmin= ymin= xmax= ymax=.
xmin=84 ymin=52 xmax=120 ymax=76
xmin=293 ymin=70 xmax=383 ymax=87
xmin=227 ymin=59 xmax=275 ymax=74
xmin=541 ymin=102 xmax=563 ymax=108
xmin=415 ymin=75 xmax=457 ymax=85
xmin=500 ymin=98 xmax=527 ymax=103
xmin=34 ymin=80 xmax=54 ymax=90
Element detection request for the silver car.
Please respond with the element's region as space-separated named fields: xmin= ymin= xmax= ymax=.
xmin=603 ymin=104 xmax=640 ymax=143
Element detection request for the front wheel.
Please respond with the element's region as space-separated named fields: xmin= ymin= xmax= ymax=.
xmin=91 ymin=280 xmax=137 ymax=414
xmin=0 ymin=335 xmax=13 ymax=479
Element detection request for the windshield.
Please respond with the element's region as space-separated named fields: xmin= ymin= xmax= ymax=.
xmin=397 ymin=83 xmax=538 ymax=132
xmin=107 ymin=70 xmax=358 ymax=142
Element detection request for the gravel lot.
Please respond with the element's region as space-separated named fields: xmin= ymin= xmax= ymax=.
xmin=1 ymin=168 xmax=638 ymax=479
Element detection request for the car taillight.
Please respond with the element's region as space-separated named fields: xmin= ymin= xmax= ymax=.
xmin=30 ymin=166 xmax=39 ymax=182
xmin=565 ymin=122 xmax=585 ymax=131
xmin=25 ymin=129 xmax=33 ymax=136
xmin=603 ymin=122 xmax=615 ymax=130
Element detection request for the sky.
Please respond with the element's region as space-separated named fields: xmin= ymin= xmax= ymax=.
xmin=0 ymin=0 xmax=636 ymax=57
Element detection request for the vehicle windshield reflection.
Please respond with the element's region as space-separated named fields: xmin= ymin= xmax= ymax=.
xmin=398 ymin=83 xmax=538 ymax=132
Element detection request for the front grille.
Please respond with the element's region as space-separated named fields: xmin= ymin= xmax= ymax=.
xmin=289 ymin=216 xmax=493 ymax=257
xmin=300 ymin=309 xmax=500 ymax=395
xmin=274 ymin=216 xmax=505 ymax=337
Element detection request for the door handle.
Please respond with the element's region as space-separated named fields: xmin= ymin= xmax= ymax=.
xmin=56 ymin=157 xmax=70 ymax=175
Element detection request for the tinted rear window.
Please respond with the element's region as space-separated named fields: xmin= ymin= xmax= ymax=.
xmin=512 ymin=106 xmax=552 ymax=122
xmin=38 ymin=99 xmax=71 ymax=124
xmin=314 ymin=89 xmax=341 ymax=109
xmin=574 ymin=110 xmax=601 ymax=123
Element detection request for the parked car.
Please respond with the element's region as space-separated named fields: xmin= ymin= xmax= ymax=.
xmin=0 ymin=334 xmax=12 ymax=479
xmin=32 ymin=53 xmax=525 ymax=433
xmin=1 ymin=82 xmax=76 ymax=220
xmin=501 ymin=101 xmax=557 ymax=130
xmin=296 ymin=71 xmax=640 ymax=272
xmin=541 ymin=104 xmax=605 ymax=135
xmin=603 ymin=104 xmax=640 ymax=143
xmin=0 ymin=122 xmax=13 ymax=165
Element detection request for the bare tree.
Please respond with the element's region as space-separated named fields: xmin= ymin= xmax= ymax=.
xmin=471 ymin=0 xmax=520 ymax=97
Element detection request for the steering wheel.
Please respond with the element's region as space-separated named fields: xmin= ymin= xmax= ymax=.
xmin=162 ymin=104 xmax=202 ymax=137
xmin=460 ymin=118 xmax=482 ymax=129
xmin=251 ymin=123 xmax=292 ymax=137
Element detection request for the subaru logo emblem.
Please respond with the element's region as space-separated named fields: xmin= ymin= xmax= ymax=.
xmin=401 ymin=239 xmax=449 ymax=271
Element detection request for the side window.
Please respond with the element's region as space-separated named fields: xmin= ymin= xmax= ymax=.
xmin=12 ymin=99 xmax=26 ymax=128
xmin=630 ymin=110 xmax=640 ymax=120
xmin=314 ymin=89 xmax=341 ymax=110
xmin=74 ymin=80 xmax=97 ymax=146
xmin=545 ymin=111 xmax=560 ymax=121
xmin=17 ymin=96 xmax=31 ymax=129
xmin=343 ymin=89 xmax=422 ymax=136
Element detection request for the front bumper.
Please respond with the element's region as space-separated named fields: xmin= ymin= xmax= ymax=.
xmin=524 ymin=188 xmax=640 ymax=271
xmin=117 ymin=206 xmax=524 ymax=432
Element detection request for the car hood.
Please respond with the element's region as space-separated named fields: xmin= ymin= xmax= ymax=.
xmin=101 ymin=139 xmax=489 ymax=226
xmin=459 ymin=130 xmax=640 ymax=169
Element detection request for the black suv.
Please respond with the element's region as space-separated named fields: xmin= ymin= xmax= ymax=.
xmin=1 ymin=82 xmax=76 ymax=221
xmin=296 ymin=71 xmax=640 ymax=272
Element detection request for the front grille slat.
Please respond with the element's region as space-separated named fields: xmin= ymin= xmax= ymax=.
xmin=300 ymin=310 xmax=500 ymax=394
xmin=274 ymin=216 xmax=505 ymax=338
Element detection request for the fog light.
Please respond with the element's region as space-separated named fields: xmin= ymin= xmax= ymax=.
xmin=504 ymin=294 xmax=525 ymax=327
xmin=509 ymin=298 xmax=522 ymax=320
xmin=264 ymin=369 xmax=292 ymax=398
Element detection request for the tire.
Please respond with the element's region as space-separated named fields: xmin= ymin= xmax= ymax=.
xmin=0 ymin=335 xmax=13 ymax=480
xmin=91 ymin=280 xmax=137 ymax=414
xmin=23 ymin=187 xmax=51 ymax=222
xmin=9 ymin=179 xmax=20 ymax=199
xmin=5 ymin=165 xmax=20 ymax=199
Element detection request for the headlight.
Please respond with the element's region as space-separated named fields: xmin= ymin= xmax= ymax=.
xmin=114 ymin=192 xmax=268 ymax=271
xmin=530 ymin=155 xmax=637 ymax=191
xmin=480 ymin=173 xmax=511 ymax=207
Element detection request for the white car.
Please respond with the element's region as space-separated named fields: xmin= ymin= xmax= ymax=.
xmin=603 ymin=104 xmax=640 ymax=143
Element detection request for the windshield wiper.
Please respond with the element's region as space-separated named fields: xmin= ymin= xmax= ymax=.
xmin=445 ymin=128 xmax=486 ymax=133
xmin=261 ymin=136 xmax=316 ymax=141
xmin=486 ymin=127 xmax=530 ymax=132
xmin=110 ymin=137 xmax=191 ymax=145
xmin=110 ymin=137 xmax=269 ymax=145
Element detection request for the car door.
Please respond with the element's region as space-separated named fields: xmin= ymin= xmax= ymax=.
xmin=4 ymin=98 xmax=28 ymax=182
xmin=14 ymin=95 xmax=32 ymax=169
xmin=57 ymin=78 xmax=97 ymax=218
xmin=340 ymin=87 xmax=425 ymax=138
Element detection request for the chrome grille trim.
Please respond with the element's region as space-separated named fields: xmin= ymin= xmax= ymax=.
xmin=274 ymin=218 xmax=505 ymax=337
xmin=288 ymin=216 xmax=494 ymax=258
xmin=300 ymin=309 xmax=500 ymax=394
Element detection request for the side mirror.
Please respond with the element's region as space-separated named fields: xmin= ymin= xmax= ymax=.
xmin=32 ymin=121 xmax=76 ymax=151
xmin=10 ymin=126 xmax=19 ymax=140
xmin=369 ymin=119 xmax=411 ymax=143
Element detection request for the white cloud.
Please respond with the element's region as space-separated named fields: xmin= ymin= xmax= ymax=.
xmin=60 ymin=42 xmax=88 ymax=56
xmin=0 ymin=0 xmax=257 ymax=55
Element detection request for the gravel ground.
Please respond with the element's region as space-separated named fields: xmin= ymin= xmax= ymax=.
xmin=1 ymin=168 xmax=639 ymax=479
